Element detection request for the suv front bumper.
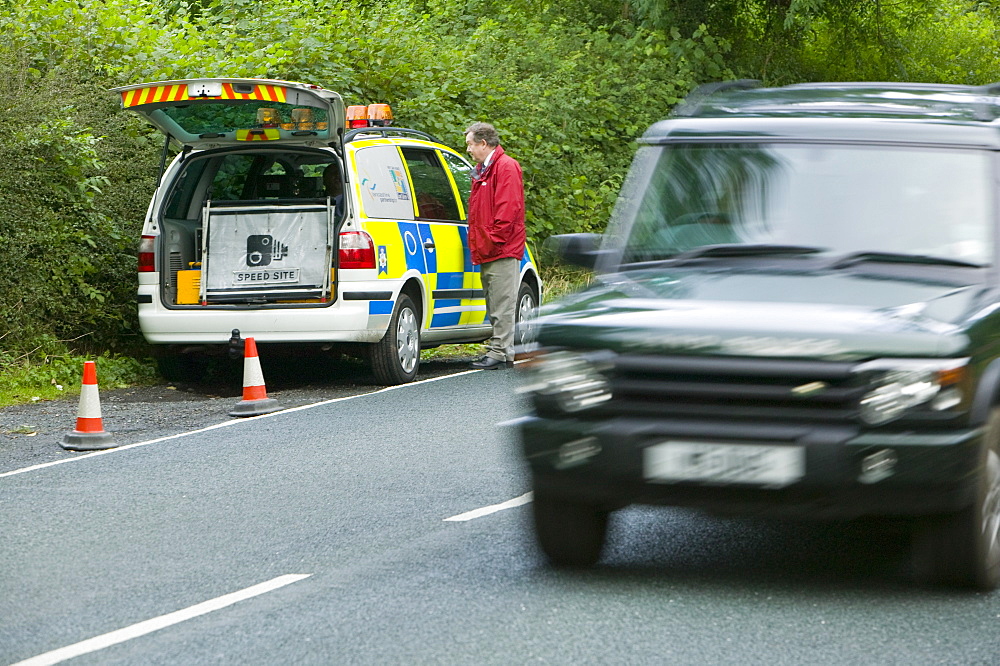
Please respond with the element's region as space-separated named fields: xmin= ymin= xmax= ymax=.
xmin=520 ymin=415 xmax=983 ymax=519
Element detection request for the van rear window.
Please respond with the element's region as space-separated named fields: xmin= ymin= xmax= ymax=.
xmin=163 ymin=152 xmax=337 ymax=220
xmin=162 ymin=102 xmax=330 ymax=137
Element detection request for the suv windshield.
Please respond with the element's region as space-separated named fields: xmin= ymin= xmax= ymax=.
xmin=619 ymin=143 xmax=994 ymax=267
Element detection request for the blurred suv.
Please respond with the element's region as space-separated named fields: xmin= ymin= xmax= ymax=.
xmin=519 ymin=81 xmax=1000 ymax=589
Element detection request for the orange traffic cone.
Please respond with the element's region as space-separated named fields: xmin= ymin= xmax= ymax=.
xmin=229 ymin=337 xmax=280 ymax=417
xmin=61 ymin=361 xmax=118 ymax=451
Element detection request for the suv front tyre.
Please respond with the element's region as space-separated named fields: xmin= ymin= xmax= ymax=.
xmin=532 ymin=488 xmax=610 ymax=567
xmin=912 ymin=407 xmax=1000 ymax=590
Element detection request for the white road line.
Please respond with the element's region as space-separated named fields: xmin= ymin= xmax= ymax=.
xmin=1 ymin=369 xmax=480 ymax=480
xmin=11 ymin=574 xmax=312 ymax=666
xmin=443 ymin=491 xmax=533 ymax=522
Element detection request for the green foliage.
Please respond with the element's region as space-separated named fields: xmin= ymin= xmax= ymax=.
xmin=622 ymin=0 xmax=1000 ymax=85
xmin=400 ymin=12 xmax=731 ymax=240
xmin=801 ymin=1 xmax=1000 ymax=83
xmin=0 ymin=53 xmax=145 ymax=360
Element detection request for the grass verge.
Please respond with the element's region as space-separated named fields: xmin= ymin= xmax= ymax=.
xmin=0 ymin=352 xmax=159 ymax=408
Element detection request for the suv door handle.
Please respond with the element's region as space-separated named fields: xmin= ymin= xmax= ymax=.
xmin=423 ymin=240 xmax=436 ymax=249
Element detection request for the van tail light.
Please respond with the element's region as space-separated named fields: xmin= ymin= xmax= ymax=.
xmin=138 ymin=235 xmax=156 ymax=272
xmin=338 ymin=231 xmax=376 ymax=269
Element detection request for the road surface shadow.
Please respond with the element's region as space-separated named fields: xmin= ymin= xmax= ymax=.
xmin=528 ymin=506 xmax=959 ymax=594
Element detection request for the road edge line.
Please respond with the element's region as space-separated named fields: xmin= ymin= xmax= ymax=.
xmin=10 ymin=574 xmax=312 ymax=666
xmin=1 ymin=369 xmax=481 ymax=480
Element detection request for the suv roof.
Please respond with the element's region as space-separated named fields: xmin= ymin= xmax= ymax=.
xmin=643 ymin=80 xmax=1000 ymax=148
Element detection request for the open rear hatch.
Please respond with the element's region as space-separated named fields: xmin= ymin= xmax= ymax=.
xmin=111 ymin=78 xmax=346 ymax=149
xmin=115 ymin=79 xmax=347 ymax=306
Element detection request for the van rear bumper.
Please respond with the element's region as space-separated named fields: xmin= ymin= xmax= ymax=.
xmin=138 ymin=283 xmax=391 ymax=344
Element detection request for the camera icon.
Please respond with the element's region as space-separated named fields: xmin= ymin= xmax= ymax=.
xmin=246 ymin=235 xmax=288 ymax=267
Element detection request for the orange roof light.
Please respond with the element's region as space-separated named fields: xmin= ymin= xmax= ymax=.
xmin=257 ymin=108 xmax=281 ymax=128
xmin=346 ymin=105 xmax=368 ymax=128
xmin=346 ymin=103 xmax=394 ymax=129
xmin=291 ymin=107 xmax=314 ymax=130
xmin=367 ymin=103 xmax=393 ymax=127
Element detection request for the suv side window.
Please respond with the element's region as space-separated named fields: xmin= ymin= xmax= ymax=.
xmin=440 ymin=150 xmax=472 ymax=215
xmin=401 ymin=147 xmax=461 ymax=221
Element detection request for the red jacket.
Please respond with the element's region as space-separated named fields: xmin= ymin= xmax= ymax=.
xmin=467 ymin=145 xmax=526 ymax=265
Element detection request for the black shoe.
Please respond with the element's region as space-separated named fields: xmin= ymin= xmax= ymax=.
xmin=470 ymin=356 xmax=513 ymax=370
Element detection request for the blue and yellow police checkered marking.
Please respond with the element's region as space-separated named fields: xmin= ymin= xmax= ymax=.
xmin=364 ymin=219 xmax=487 ymax=328
xmin=369 ymin=300 xmax=394 ymax=315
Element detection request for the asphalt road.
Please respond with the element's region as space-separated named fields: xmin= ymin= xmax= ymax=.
xmin=3 ymin=368 xmax=1000 ymax=665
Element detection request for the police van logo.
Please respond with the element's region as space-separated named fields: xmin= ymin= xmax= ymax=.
xmin=246 ymin=234 xmax=288 ymax=267
xmin=388 ymin=166 xmax=409 ymax=201
xmin=378 ymin=245 xmax=388 ymax=275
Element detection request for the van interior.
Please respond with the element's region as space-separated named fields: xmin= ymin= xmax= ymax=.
xmin=159 ymin=148 xmax=342 ymax=306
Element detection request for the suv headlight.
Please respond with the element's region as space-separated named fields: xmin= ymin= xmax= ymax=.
xmin=855 ymin=358 xmax=970 ymax=425
xmin=520 ymin=350 xmax=614 ymax=412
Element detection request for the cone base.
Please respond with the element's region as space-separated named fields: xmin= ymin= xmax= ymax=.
xmin=61 ymin=430 xmax=118 ymax=451
xmin=229 ymin=397 xmax=281 ymax=417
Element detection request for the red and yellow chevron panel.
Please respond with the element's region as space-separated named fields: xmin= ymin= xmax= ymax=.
xmin=235 ymin=129 xmax=280 ymax=142
xmin=120 ymin=82 xmax=288 ymax=108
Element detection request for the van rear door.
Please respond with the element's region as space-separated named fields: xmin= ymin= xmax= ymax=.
xmin=110 ymin=78 xmax=346 ymax=149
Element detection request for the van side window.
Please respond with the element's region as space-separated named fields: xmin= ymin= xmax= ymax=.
xmin=401 ymin=147 xmax=461 ymax=221
xmin=163 ymin=158 xmax=209 ymax=220
xmin=211 ymin=154 xmax=256 ymax=201
xmin=440 ymin=151 xmax=472 ymax=215
xmin=353 ymin=146 xmax=415 ymax=220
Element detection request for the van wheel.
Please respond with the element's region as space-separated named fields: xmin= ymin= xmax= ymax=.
xmin=155 ymin=353 xmax=207 ymax=383
xmin=912 ymin=407 xmax=1000 ymax=590
xmin=514 ymin=281 xmax=538 ymax=349
xmin=371 ymin=294 xmax=420 ymax=385
xmin=532 ymin=489 xmax=609 ymax=567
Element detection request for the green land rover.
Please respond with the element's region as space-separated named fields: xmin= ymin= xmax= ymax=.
xmin=518 ymin=81 xmax=1000 ymax=589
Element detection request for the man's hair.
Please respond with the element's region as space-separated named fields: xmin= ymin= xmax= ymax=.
xmin=465 ymin=122 xmax=501 ymax=147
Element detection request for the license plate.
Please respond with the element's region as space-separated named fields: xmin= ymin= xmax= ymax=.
xmin=232 ymin=268 xmax=300 ymax=284
xmin=644 ymin=441 xmax=805 ymax=487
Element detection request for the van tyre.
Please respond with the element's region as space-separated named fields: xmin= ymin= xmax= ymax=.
xmin=912 ymin=407 xmax=1000 ymax=590
xmin=532 ymin=489 xmax=609 ymax=567
xmin=371 ymin=294 xmax=420 ymax=385
xmin=514 ymin=281 xmax=538 ymax=349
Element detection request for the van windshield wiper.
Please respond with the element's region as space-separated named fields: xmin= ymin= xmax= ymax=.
xmin=828 ymin=251 xmax=984 ymax=270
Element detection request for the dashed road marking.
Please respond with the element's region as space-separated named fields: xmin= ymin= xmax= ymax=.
xmin=444 ymin=492 xmax=533 ymax=521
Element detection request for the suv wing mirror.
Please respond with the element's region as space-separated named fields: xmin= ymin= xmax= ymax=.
xmin=543 ymin=233 xmax=607 ymax=270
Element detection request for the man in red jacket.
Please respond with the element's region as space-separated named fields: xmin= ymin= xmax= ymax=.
xmin=465 ymin=122 xmax=526 ymax=370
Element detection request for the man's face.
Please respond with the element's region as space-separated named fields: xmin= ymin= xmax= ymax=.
xmin=465 ymin=133 xmax=492 ymax=164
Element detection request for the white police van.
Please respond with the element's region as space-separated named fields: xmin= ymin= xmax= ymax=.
xmin=114 ymin=78 xmax=541 ymax=384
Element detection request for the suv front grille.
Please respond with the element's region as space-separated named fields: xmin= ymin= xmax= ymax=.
xmin=601 ymin=354 xmax=865 ymax=423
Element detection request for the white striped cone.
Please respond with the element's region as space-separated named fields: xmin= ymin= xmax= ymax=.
xmin=61 ymin=361 xmax=117 ymax=451
xmin=229 ymin=337 xmax=280 ymax=417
